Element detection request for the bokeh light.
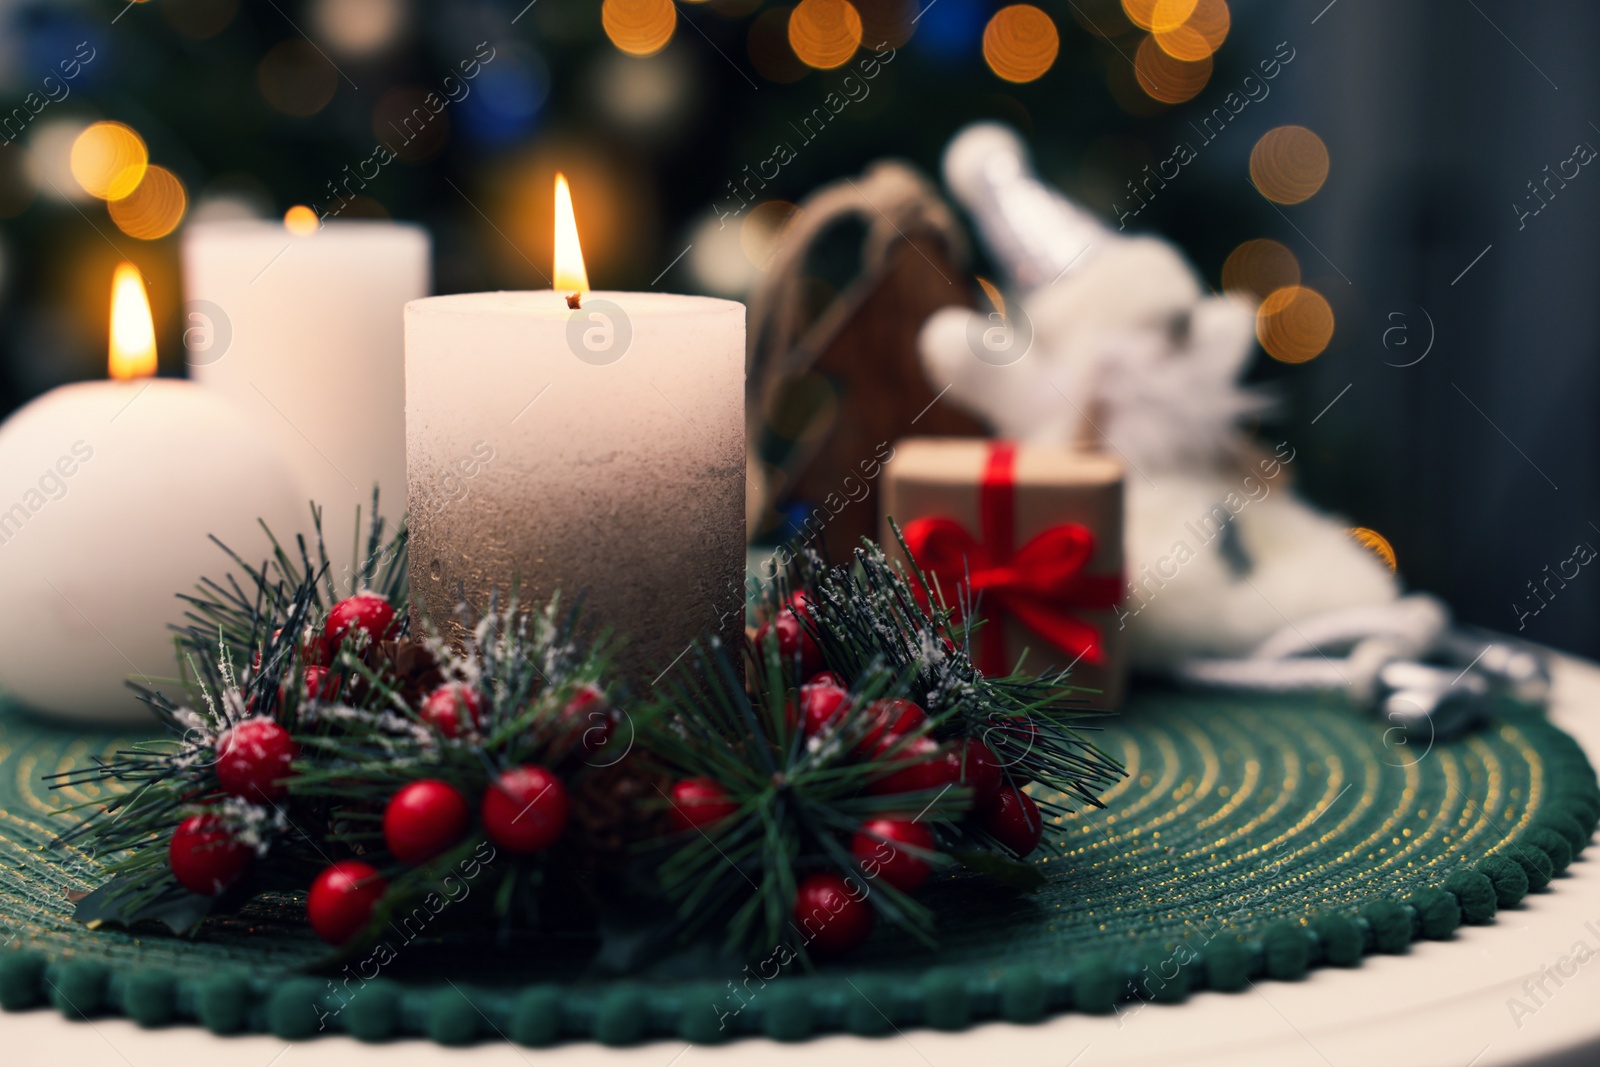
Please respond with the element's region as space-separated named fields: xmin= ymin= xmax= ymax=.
xmin=1134 ymin=33 xmax=1211 ymax=103
xmin=1349 ymin=527 xmax=1397 ymax=571
xmin=29 ymin=120 xmax=93 ymax=202
xmin=688 ymin=210 xmax=758 ymax=295
xmin=70 ymin=122 xmax=148 ymax=201
xmin=983 ymin=5 xmax=1060 ymax=84
xmin=592 ymin=48 xmax=693 ymax=133
xmin=457 ymin=48 xmax=551 ymax=147
xmin=749 ymin=7 xmax=808 ymax=83
xmin=1148 ymin=0 xmax=1197 ymax=31
xmin=284 ymin=205 xmax=320 ymax=235
xmin=1256 ymin=285 xmax=1334 ymax=363
xmin=1221 ymin=238 xmax=1300 ymax=301
xmin=1121 ymin=0 xmax=1162 ymax=30
xmin=789 ymin=0 xmax=864 ymax=71
xmin=257 ymin=39 xmax=339 ymax=116
xmin=1154 ymin=0 xmax=1228 ymax=60
xmin=313 ymin=0 xmax=407 ymax=57
xmin=1250 ymin=125 xmax=1329 ymax=204
xmin=602 ymin=0 xmax=677 ymax=58
xmin=107 ymin=165 xmax=187 ymax=239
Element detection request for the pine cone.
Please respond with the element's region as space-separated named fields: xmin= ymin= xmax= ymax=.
xmin=568 ymin=755 xmax=673 ymax=854
xmin=354 ymin=637 xmax=444 ymax=707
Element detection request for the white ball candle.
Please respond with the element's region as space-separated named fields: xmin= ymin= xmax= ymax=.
xmin=405 ymin=177 xmax=744 ymax=679
xmin=0 ymin=266 xmax=307 ymax=722
xmin=182 ymin=217 xmax=429 ymax=591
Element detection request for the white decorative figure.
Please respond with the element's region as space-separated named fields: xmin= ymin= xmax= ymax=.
xmin=918 ymin=123 xmax=1398 ymax=672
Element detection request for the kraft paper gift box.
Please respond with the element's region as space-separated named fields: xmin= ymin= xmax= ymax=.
xmin=880 ymin=437 xmax=1128 ymax=709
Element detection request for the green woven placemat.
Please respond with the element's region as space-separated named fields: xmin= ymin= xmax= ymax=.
xmin=1 ymin=689 xmax=1595 ymax=1045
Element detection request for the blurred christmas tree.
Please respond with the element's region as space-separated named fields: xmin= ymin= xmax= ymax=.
xmin=0 ymin=0 xmax=1276 ymax=417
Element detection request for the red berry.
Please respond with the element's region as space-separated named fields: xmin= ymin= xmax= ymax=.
xmin=984 ymin=786 xmax=1043 ymax=857
xmin=855 ymin=698 xmax=929 ymax=756
xmin=168 ymin=814 xmax=252 ymax=895
xmin=955 ymin=739 xmax=1003 ymax=807
xmin=420 ymin=684 xmax=482 ymax=738
xmin=798 ymin=683 xmax=851 ymax=736
xmin=323 ymin=593 xmax=398 ymax=655
xmin=214 ymin=718 xmax=297 ymax=802
xmin=481 ymin=766 xmax=568 ymax=852
xmin=757 ymin=593 xmax=823 ymax=674
xmin=559 ymin=684 xmax=613 ymax=753
xmin=787 ymin=590 xmax=818 ymax=627
xmin=383 ymin=780 xmax=470 ymax=865
xmin=303 ymin=666 xmax=332 ymax=699
xmin=279 ymin=665 xmax=336 ymax=705
xmin=668 ymin=777 xmax=738 ymax=832
xmin=793 ymin=872 xmax=873 ymax=955
xmin=851 ymin=819 xmax=935 ymax=892
xmin=866 ymin=737 xmax=960 ymax=796
xmin=300 ymin=630 xmax=330 ymax=667
xmin=307 ymin=861 xmax=388 ymax=945
xmin=807 ymin=671 xmax=844 ymax=689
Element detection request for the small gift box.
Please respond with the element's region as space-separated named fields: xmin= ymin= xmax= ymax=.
xmin=880 ymin=438 xmax=1127 ymax=709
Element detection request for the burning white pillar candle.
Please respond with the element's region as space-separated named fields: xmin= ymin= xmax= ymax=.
xmin=182 ymin=216 xmax=430 ymax=588
xmin=0 ymin=265 xmax=306 ymax=722
xmin=405 ymin=176 xmax=745 ymax=679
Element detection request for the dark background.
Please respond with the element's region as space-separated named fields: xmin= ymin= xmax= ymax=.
xmin=0 ymin=0 xmax=1594 ymax=656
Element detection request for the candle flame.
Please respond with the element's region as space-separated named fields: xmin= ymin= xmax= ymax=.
xmin=553 ymin=172 xmax=589 ymax=300
xmin=284 ymin=204 xmax=319 ymax=236
xmin=109 ymin=262 xmax=157 ymax=381
xmin=975 ymin=275 xmax=1007 ymax=319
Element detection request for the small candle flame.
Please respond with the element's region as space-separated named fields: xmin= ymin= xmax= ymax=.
xmin=975 ymin=276 xmax=1007 ymax=319
xmin=284 ymin=204 xmax=319 ymax=236
xmin=109 ymin=262 xmax=157 ymax=381
xmin=553 ymin=172 xmax=589 ymax=305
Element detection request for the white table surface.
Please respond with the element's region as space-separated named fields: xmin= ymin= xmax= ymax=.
xmin=5 ymin=655 xmax=1598 ymax=1067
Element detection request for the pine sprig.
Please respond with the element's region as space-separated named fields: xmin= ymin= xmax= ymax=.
xmin=172 ymin=490 xmax=409 ymax=688
xmin=639 ymin=534 xmax=1125 ymax=959
xmin=775 ymin=536 xmax=1126 ymax=817
xmin=46 ymin=500 xmax=413 ymax=932
xmin=641 ymin=640 xmax=964 ymax=957
xmin=284 ymin=592 xmax=634 ymax=948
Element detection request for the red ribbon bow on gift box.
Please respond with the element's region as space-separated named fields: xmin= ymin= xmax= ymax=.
xmin=901 ymin=442 xmax=1122 ymax=677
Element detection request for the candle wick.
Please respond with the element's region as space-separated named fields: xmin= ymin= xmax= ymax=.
xmin=566 ymin=292 xmax=582 ymax=310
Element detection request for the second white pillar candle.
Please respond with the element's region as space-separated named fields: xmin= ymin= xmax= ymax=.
xmin=183 ymin=219 xmax=430 ymax=585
